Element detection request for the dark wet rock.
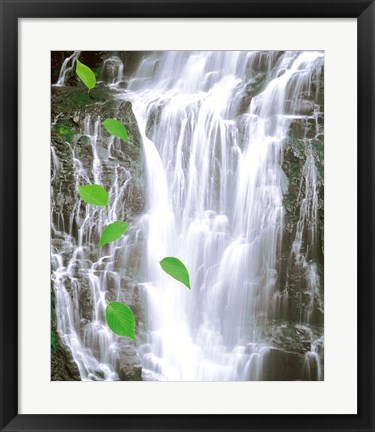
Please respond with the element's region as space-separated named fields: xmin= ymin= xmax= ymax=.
xmin=262 ymin=348 xmax=306 ymax=381
xmin=244 ymin=73 xmax=267 ymax=96
xmin=246 ymin=51 xmax=283 ymax=75
xmin=284 ymin=98 xmax=316 ymax=116
xmin=238 ymin=94 xmax=252 ymax=115
xmin=78 ymin=278 xmax=94 ymax=321
xmin=238 ymin=72 xmax=268 ymax=115
xmin=256 ymin=321 xmax=324 ymax=380
xmin=51 ymin=286 xmax=80 ymax=381
xmin=261 ymin=321 xmax=322 ymax=355
xmin=117 ymin=81 xmax=129 ymax=89
xmin=145 ymin=104 xmax=163 ymax=140
xmin=288 ymin=117 xmax=320 ymax=139
xmin=98 ymin=56 xmax=124 ymax=84
xmin=51 ymin=339 xmax=81 ymax=381
xmin=311 ymin=65 xmax=324 ymax=108
xmin=117 ymin=344 xmax=142 ymax=381
xmin=118 ymin=51 xmax=152 ymax=77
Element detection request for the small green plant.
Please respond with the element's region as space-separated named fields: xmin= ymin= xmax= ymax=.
xmin=76 ymin=59 xmax=96 ymax=91
xmin=56 ymin=125 xmax=73 ymax=142
xmin=160 ymin=257 xmax=191 ymax=289
xmin=99 ymin=221 xmax=128 ymax=247
xmin=102 ymin=118 xmax=128 ymax=142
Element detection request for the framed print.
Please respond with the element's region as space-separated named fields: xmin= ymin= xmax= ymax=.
xmin=1 ymin=0 xmax=374 ymax=431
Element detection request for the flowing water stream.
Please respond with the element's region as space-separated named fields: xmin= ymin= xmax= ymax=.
xmin=51 ymin=51 xmax=324 ymax=381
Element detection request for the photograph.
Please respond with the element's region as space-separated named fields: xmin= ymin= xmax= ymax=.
xmin=50 ymin=50 xmax=324 ymax=382
xmin=2 ymin=0 xmax=374 ymax=429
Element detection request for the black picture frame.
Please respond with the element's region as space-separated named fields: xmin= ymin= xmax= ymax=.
xmin=1 ymin=1 xmax=374 ymax=431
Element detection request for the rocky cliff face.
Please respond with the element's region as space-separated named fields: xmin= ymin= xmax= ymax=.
xmin=271 ymin=64 xmax=324 ymax=379
xmin=51 ymin=75 xmax=146 ymax=380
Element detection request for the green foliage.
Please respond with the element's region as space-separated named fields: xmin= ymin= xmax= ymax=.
xmin=159 ymin=257 xmax=191 ymax=289
xmin=56 ymin=125 xmax=73 ymax=142
xmin=78 ymin=184 xmax=108 ymax=207
xmin=60 ymin=88 xmax=107 ymax=109
xmin=98 ymin=221 xmax=128 ymax=247
xmin=106 ymin=302 xmax=136 ymax=339
xmin=51 ymin=334 xmax=57 ymax=353
xmin=70 ymin=92 xmax=92 ymax=106
xmin=102 ymin=118 xmax=128 ymax=142
xmin=76 ymin=59 xmax=96 ymax=90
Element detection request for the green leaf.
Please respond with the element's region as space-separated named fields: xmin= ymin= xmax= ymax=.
xmin=159 ymin=257 xmax=191 ymax=289
xmin=106 ymin=302 xmax=136 ymax=339
xmin=76 ymin=59 xmax=96 ymax=90
xmin=78 ymin=184 xmax=108 ymax=206
xmin=102 ymin=118 xmax=128 ymax=142
xmin=98 ymin=220 xmax=128 ymax=247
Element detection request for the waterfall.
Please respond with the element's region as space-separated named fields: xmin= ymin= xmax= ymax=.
xmin=51 ymin=111 xmax=139 ymax=380
xmin=54 ymin=51 xmax=81 ymax=86
xmin=123 ymin=50 xmax=324 ymax=381
xmin=51 ymin=50 xmax=324 ymax=381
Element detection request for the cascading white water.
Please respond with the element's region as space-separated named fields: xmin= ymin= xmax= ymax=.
xmin=51 ymin=50 xmax=324 ymax=381
xmin=54 ymin=51 xmax=81 ymax=86
xmin=99 ymin=56 xmax=125 ymax=86
xmin=123 ymin=50 xmax=324 ymax=381
xmin=51 ymin=113 xmax=135 ymax=380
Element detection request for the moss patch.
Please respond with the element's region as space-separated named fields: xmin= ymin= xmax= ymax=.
xmin=54 ymin=123 xmax=73 ymax=142
xmin=51 ymin=85 xmax=111 ymax=116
